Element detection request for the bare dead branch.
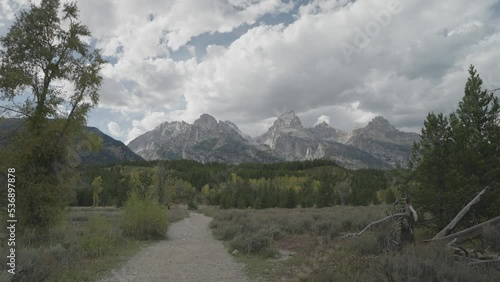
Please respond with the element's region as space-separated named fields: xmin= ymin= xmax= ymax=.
xmin=433 ymin=186 xmax=490 ymax=239
xmin=344 ymin=197 xmax=418 ymax=240
xmin=446 ymin=238 xmax=458 ymax=247
xmin=0 ymin=105 xmax=31 ymax=117
xmin=342 ymin=212 xmax=408 ymax=238
xmin=426 ymin=215 xmax=500 ymax=244
xmin=487 ymin=88 xmax=500 ymax=94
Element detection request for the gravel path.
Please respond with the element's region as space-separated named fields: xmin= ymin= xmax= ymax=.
xmin=100 ymin=213 xmax=248 ymax=282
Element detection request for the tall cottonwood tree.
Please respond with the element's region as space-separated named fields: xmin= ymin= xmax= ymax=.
xmin=411 ymin=66 xmax=500 ymax=229
xmin=0 ymin=0 xmax=104 ymax=228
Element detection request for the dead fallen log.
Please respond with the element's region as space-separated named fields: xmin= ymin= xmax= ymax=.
xmin=433 ymin=185 xmax=490 ymax=239
xmin=468 ymin=259 xmax=500 ymax=266
xmin=425 ymin=215 xmax=500 ymax=244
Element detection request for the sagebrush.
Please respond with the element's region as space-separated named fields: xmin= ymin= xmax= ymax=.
xmin=122 ymin=192 xmax=169 ymax=240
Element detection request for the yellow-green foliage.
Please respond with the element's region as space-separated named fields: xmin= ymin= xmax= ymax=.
xmin=92 ymin=175 xmax=103 ymax=207
xmin=172 ymin=178 xmax=195 ymax=201
xmin=80 ymin=215 xmax=116 ymax=257
xmin=122 ymin=192 xmax=168 ymax=240
xmin=243 ymin=175 xmax=314 ymax=193
xmin=201 ymin=184 xmax=210 ymax=198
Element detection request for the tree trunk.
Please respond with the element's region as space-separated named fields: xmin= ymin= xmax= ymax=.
xmin=433 ymin=186 xmax=490 ymax=239
xmin=426 ymin=215 xmax=500 ymax=244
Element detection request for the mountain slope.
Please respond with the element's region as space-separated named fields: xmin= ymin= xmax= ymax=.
xmin=84 ymin=127 xmax=144 ymax=165
xmin=0 ymin=118 xmax=143 ymax=165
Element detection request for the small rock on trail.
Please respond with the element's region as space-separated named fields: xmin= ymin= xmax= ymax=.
xmin=100 ymin=213 xmax=248 ymax=282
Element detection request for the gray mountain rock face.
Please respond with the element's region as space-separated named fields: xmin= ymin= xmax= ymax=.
xmin=255 ymin=110 xmax=312 ymax=150
xmin=128 ymin=112 xmax=420 ymax=169
xmin=346 ymin=116 xmax=420 ymax=167
xmin=254 ymin=111 xmax=393 ymax=169
xmin=308 ymin=121 xmax=352 ymax=144
xmin=127 ymin=114 xmax=279 ymax=164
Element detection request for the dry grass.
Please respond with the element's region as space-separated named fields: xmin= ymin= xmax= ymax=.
xmin=208 ymin=206 xmax=500 ymax=281
xmin=0 ymin=205 xmax=189 ymax=282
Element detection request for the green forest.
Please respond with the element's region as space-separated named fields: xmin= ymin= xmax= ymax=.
xmin=77 ymin=159 xmax=398 ymax=209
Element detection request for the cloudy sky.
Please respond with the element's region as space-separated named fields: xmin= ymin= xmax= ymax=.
xmin=1 ymin=0 xmax=500 ymax=143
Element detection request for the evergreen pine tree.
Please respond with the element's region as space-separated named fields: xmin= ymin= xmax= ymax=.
xmin=449 ymin=65 xmax=500 ymax=218
xmin=412 ymin=66 xmax=500 ymax=228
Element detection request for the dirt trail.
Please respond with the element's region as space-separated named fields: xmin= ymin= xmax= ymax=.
xmin=100 ymin=213 xmax=248 ymax=282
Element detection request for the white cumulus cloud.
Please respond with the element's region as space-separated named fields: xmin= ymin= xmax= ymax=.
xmin=107 ymin=121 xmax=123 ymax=138
xmin=2 ymin=0 xmax=500 ymax=142
xmin=314 ymin=115 xmax=330 ymax=126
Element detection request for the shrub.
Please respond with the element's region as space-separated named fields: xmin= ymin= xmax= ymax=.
xmin=122 ymin=192 xmax=168 ymax=240
xmin=13 ymin=244 xmax=69 ymax=282
xmin=346 ymin=232 xmax=382 ymax=256
xmin=168 ymin=205 xmax=190 ymax=223
xmin=229 ymin=230 xmax=277 ymax=257
xmin=80 ymin=215 xmax=116 ymax=257
xmin=200 ymin=205 xmax=218 ymax=217
xmin=368 ymin=243 xmax=499 ymax=282
xmin=188 ymin=199 xmax=199 ymax=210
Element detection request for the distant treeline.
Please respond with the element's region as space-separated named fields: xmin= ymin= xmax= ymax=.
xmin=76 ymin=159 xmax=400 ymax=209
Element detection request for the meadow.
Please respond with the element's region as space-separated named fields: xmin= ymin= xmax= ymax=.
xmin=204 ymin=205 xmax=500 ymax=281
xmin=0 ymin=205 xmax=189 ymax=282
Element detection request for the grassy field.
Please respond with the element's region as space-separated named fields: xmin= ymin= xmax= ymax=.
xmin=205 ymin=206 xmax=500 ymax=282
xmin=0 ymin=205 xmax=189 ymax=282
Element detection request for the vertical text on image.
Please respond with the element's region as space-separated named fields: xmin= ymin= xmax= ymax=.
xmin=7 ymin=168 xmax=17 ymax=275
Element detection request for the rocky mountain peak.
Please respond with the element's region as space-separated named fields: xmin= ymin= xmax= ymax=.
xmin=221 ymin=120 xmax=240 ymax=132
xmin=194 ymin=113 xmax=218 ymax=130
xmin=367 ymin=116 xmax=396 ymax=131
xmin=127 ymin=111 xmax=420 ymax=169
xmin=346 ymin=116 xmax=420 ymax=167
xmin=351 ymin=116 xmax=398 ymax=139
xmin=127 ymin=113 xmax=279 ymax=164
xmin=273 ymin=110 xmax=303 ymax=130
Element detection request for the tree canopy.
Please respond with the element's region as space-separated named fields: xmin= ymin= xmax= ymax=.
xmin=0 ymin=0 xmax=103 ymax=128
xmin=411 ymin=65 xmax=500 ymax=229
xmin=0 ymin=0 xmax=104 ymax=228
